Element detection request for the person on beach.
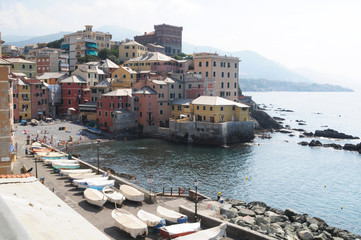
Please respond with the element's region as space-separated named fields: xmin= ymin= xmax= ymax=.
xmin=103 ymin=170 xmax=111 ymax=177
xmin=217 ymin=191 xmax=221 ymax=200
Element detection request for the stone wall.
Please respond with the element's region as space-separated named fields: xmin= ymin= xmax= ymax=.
xmin=168 ymin=120 xmax=255 ymax=146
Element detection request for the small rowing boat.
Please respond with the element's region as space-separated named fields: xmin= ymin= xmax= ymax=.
xmin=102 ymin=187 xmax=125 ymax=205
xmin=160 ymin=221 xmax=201 ymax=239
xmin=60 ymin=168 xmax=93 ymax=176
xmin=73 ymin=176 xmax=108 ymax=187
xmin=87 ymin=179 xmax=115 ymax=190
xmin=176 ymin=223 xmax=227 ymax=240
xmin=137 ymin=209 xmax=165 ymax=228
xmin=157 ymin=205 xmax=188 ymax=224
xmin=119 ymin=184 xmax=144 ymax=202
xmin=84 ymin=188 xmax=107 ymax=207
xmin=111 ymin=208 xmax=148 ymax=239
xmin=86 ymin=127 xmax=101 ymax=135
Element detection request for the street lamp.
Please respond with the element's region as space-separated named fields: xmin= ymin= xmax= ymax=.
xmin=194 ymin=178 xmax=199 ymax=222
xmin=96 ymin=140 xmax=100 ymax=174
xmin=147 ymin=173 xmax=154 ymax=193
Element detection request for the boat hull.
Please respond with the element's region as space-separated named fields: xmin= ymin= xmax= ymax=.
xmin=84 ymin=188 xmax=107 ymax=207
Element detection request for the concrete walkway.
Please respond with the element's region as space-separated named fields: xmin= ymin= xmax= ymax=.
xmin=13 ymin=132 xmax=235 ymax=240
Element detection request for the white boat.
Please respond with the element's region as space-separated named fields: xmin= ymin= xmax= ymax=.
xmin=102 ymin=187 xmax=125 ymax=205
xmin=119 ymin=184 xmax=144 ymax=202
xmin=176 ymin=223 xmax=227 ymax=240
xmin=61 ymin=168 xmax=93 ymax=176
xmin=48 ymin=159 xmax=78 ymax=166
xmin=157 ymin=205 xmax=188 ymax=224
xmin=52 ymin=162 xmax=80 ymax=169
xmin=137 ymin=209 xmax=165 ymax=228
xmin=68 ymin=172 xmax=97 ymax=180
xmin=111 ymin=208 xmax=148 ymax=239
xmin=73 ymin=176 xmax=108 ymax=187
xmin=84 ymin=188 xmax=107 ymax=207
xmin=87 ymin=179 xmax=115 ymax=190
xmin=36 ymin=151 xmax=66 ymax=159
xmin=86 ymin=126 xmax=101 ymax=135
xmin=160 ymin=221 xmax=201 ymax=239
xmin=44 ymin=157 xmax=69 ymax=165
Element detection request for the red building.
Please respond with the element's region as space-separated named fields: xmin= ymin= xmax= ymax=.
xmin=96 ymin=89 xmax=132 ymax=131
xmin=60 ymin=75 xmax=89 ymax=115
xmin=133 ymin=86 xmax=158 ymax=126
xmin=24 ymin=78 xmax=49 ymax=120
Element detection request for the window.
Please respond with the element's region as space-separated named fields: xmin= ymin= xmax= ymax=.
xmin=188 ymin=84 xmax=192 ymax=89
xmin=172 ymin=106 xmax=174 ymax=110
xmin=110 ymin=102 xmax=114 ymax=109
xmin=105 ymin=111 xmax=108 ymax=117
xmin=203 ymin=106 xmax=206 ymax=110
xmin=178 ymin=93 xmax=182 ymax=98
xmin=221 ymin=106 xmax=224 ymax=111
xmin=179 ymin=84 xmax=181 ymax=89
xmin=198 ymin=61 xmax=202 ymax=67
xmin=22 ymin=64 xmax=25 ymax=69
xmin=213 ymin=72 xmax=216 ymax=77
xmin=210 ymin=107 xmax=213 ymax=111
xmin=206 ymin=71 xmax=208 ymax=77
xmin=68 ymin=99 xmax=71 ymax=105
xmin=206 ymin=61 xmax=209 ymax=67
xmin=213 ymin=61 xmax=216 ymax=67
xmin=235 ymin=63 xmax=238 ymax=68
xmin=171 ymin=84 xmax=174 ymax=89
xmin=228 ymin=62 xmax=230 ymax=68
xmin=98 ymin=111 xmax=101 ymax=116
xmin=227 ymin=72 xmax=230 ymax=78
xmin=227 ymin=82 xmax=230 ymax=88
xmin=221 ymin=82 xmax=224 ymax=88
xmin=160 ymin=110 xmax=163 ymax=115
xmin=234 ymin=82 xmax=237 ymax=88
xmin=196 ymin=106 xmax=199 ymax=110
xmin=235 ymin=73 xmax=237 ymax=78
xmin=68 ymin=90 xmax=71 ymax=95
xmin=198 ymin=84 xmax=201 ymax=89
xmin=222 ymin=72 xmax=224 ymax=77
xmin=140 ymin=112 xmax=142 ymax=117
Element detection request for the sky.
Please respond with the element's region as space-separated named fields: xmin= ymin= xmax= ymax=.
xmin=1 ymin=0 xmax=361 ymax=89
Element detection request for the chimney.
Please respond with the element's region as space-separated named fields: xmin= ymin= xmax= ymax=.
xmin=144 ymin=32 xmax=147 ymax=35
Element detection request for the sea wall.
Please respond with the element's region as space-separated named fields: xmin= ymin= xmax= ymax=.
xmin=168 ymin=120 xmax=255 ymax=146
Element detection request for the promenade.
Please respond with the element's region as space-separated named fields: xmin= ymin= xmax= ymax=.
xmin=12 ymin=121 xmax=235 ymax=240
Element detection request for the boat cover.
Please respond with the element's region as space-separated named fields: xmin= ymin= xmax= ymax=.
xmin=157 ymin=205 xmax=187 ymax=223
xmin=119 ymin=185 xmax=144 ymax=202
xmin=176 ymin=223 xmax=227 ymax=240
xmin=137 ymin=209 xmax=164 ymax=227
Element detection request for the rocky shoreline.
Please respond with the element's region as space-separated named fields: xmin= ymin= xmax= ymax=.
xmin=219 ymin=199 xmax=361 ymax=240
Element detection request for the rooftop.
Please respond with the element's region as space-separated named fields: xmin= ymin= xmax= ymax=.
xmin=127 ymin=52 xmax=175 ymax=62
xmin=121 ymin=40 xmax=145 ymax=47
xmin=133 ymin=86 xmax=157 ymax=95
xmin=38 ymin=72 xmax=67 ymax=80
xmin=103 ymin=88 xmax=132 ymax=97
xmin=192 ymin=96 xmax=250 ymax=108
xmin=6 ymin=58 xmax=35 ymax=64
xmin=61 ymin=75 xmax=86 ymax=83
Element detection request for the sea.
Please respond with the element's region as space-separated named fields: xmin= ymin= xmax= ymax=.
xmin=73 ymin=92 xmax=361 ymax=234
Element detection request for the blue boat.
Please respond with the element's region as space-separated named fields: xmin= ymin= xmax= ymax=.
xmin=86 ymin=127 xmax=101 ymax=135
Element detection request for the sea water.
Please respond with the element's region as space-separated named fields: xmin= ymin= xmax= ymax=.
xmin=74 ymin=92 xmax=361 ymax=234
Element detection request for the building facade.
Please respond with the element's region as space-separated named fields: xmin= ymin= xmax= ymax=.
xmin=60 ymin=75 xmax=89 ymax=114
xmin=118 ymin=41 xmax=147 ymax=62
xmin=7 ymin=58 xmax=37 ymax=78
xmin=0 ymin=58 xmax=15 ymax=174
xmin=25 ymin=79 xmax=49 ymax=120
xmin=134 ymin=24 xmax=183 ymax=56
xmin=61 ymin=25 xmax=112 ymax=70
xmin=193 ymin=53 xmax=240 ymax=102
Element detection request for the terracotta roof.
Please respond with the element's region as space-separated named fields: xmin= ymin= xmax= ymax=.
xmin=0 ymin=58 xmax=11 ymax=65
xmin=0 ymin=173 xmax=33 ymax=178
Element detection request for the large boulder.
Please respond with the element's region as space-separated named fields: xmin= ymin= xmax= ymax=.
xmin=220 ymin=204 xmax=238 ymax=219
xmin=247 ymin=201 xmax=268 ymax=209
xmin=237 ymin=207 xmax=256 ymax=217
xmin=285 ymin=208 xmax=300 ymax=218
xmin=251 ymin=110 xmax=282 ymax=130
xmin=255 ymin=215 xmax=270 ymax=225
xmin=298 ymin=230 xmax=313 ymax=240
xmin=226 ymin=198 xmax=247 ymax=207
xmin=314 ymin=129 xmax=359 ymax=139
xmin=343 ymin=144 xmax=358 ymax=151
xmin=265 ymin=211 xmax=288 ymax=223
xmin=309 ymin=140 xmax=323 ymax=147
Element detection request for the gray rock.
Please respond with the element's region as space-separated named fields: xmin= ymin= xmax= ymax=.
xmin=306 ymin=217 xmax=319 ymax=226
xmin=270 ymin=223 xmax=285 ymax=236
xmin=285 ymin=208 xmax=300 ymax=218
xmin=246 ymin=201 xmax=268 ymax=209
xmin=291 ymin=214 xmax=307 ymax=223
xmin=333 ymin=237 xmax=344 ymax=240
xmin=269 ymin=207 xmax=285 ymax=216
xmin=285 ymin=229 xmax=300 ymax=240
xmin=314 ymin=232 xmax=328 ymax=240
xmin=298 ymin=230 xmax=314 ymax=240
xmin=309 ymin=223 xmax=319 ymax=232
xmin=265 ymin=211 xmax=288 ymax=223
xmin=260 ymin=223 xmax=276 ymax=235
xmin=238 ymin=207 xmax=256 ymax=217
xmin=242 ymin=216 xmax=256 ymax=226
xmin=255 ymin=215 xmax=270 ymax=225
xmin=322 ymin=230 xmax=332 ymax=239
xmin=226 ymin=198 xmax=247 ymax=207
xmin=291 ymin=222 xmax=303 ymax=231
xmin=220 ymin=205 xmax=238 ymax=219
xmin=252 ymin=206 xmax=266 ymax=215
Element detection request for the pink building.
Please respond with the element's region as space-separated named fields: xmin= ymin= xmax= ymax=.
xmin=60 ymin=75 xmax=89 ymax=115
xmin=24 ymin=78 xmax=49 ymax=120
xmin=133 ymin=86 xmax=157 ymax=126
xmin=96 ymin=89 xmax=132 ymax=131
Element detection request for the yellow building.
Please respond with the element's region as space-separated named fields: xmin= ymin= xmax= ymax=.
xmin=7 ymin=58 xmax=37 ymax=78
xmin=172 ymin=96 xmax=249 ymax=123
xmin=119 ymin=40 xmax=148 ymax=62
xmin=18 ymin=79 xmax=32 ymax=121
xmin=171 ymin=99 xmax=193 ymax=120
xmin=111 ymin=66 xmax=137 ymax=89
xmin=123 ymin=52 xmax=176 ymax=72
xmin=0 ymin=58 xmax=15 ymax=174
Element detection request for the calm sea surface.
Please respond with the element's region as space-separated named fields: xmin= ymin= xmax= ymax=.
xmin=74 ymin=92 xmax=361 ymax=234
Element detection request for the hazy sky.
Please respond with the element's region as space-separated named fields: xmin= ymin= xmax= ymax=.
xmin=1 ymin=0 xmax=361 ymax=88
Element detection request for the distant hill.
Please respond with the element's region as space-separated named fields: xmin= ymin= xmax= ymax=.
xmin=4 ymin=32 xmax=71 ymax=47
xmin=95 ymin=25 xmax=141 ymax=41
xmin=183 ymin=42 xmax=312 ymax=83
xmin=239 ymin=78 xmax=353 ymax=92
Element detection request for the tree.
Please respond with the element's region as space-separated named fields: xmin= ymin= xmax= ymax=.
xmin=77 ymin=55 xmax=99 ymax=64
xmin=47 ymin=38 xmax=64 ymax=48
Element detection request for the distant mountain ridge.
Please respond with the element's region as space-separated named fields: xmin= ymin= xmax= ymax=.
xmin=4 ymin=32 xmax=70 ymax=47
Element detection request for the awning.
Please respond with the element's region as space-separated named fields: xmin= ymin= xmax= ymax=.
xmin=61 ymin=44 xmax=70 ymax=49
xmin=68 ymin=107 xmax=76 ymax=111
xmin=10 ymin=144 xmax=15 ymax=153
xmin=86 ymin=50 xmax=98 ymax=56
xmin=86 ymin=42 xmax=98 ymax=49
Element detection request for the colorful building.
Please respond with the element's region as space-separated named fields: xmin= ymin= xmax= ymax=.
xmin=111 ymin=66 xmax=137 ymax=89
xmin=16 ymin=79 xmax=32 ymax=122
xmin=119 ymin=41 xmax=147 ymax=62
xmin=134 ymin=24 xmax=183 ymax=56
xmin=24 ymin=78 xmax=49 ymax=120
xmin=0 ymin=58 xmax=15 ymax=174
xmin=38 ymin=72 xmax=68 ymax=85
xmin=60 ymin=75 xmax=89 ymax=114
xmin=0 ymin=33 xmax=5 ymax=56
xmin=7 ymin=58 xmax=37 ymax=78
xmin=133 ymin=87 xmax=157 ymax=127
xmin=61 ymin=25 xmax=112 ymax=70
xmin=72 ymin=62 xmax=106 ymax=87
xmin=193 ymin=53 xmax=240 ymax=102
xmin=123 ymin=52 xmax=186 ymax=76
xmin=26 ymin=48 xmax=61 ymax=75
xmin=96 ymin=89 xmax=132 ymax=131
xmin=191 ymin=96 xmax=249 ymax=123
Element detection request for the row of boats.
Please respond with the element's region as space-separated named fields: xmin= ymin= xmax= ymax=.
xmin=31 ymin=143 xmax=227 ymax=239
